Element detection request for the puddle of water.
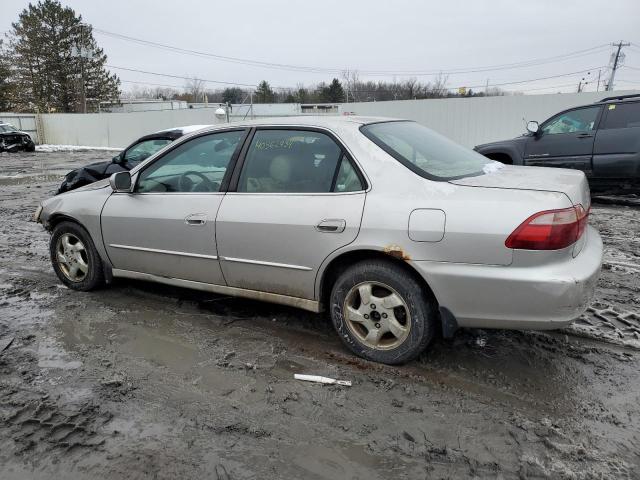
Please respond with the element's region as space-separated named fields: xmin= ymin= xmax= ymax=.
xmin=38 ymin=336 xmax=82 ymax=370
xmin=289 ymin=443 xmax=389 ymax=480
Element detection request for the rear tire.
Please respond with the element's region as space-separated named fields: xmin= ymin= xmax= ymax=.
xmin=50 ymin=221 xmax=105 ymax=291
xmin=330 ymin=260 xmax=437 ymax=365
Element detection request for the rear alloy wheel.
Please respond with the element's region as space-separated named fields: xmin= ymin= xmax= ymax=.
xmin=344 ymin=282 xmax=411 ymax=350
xmin=50 ymin=221 xmax=104 ymax=291
xmin=330 ymin=260 xmax=436 ymax=364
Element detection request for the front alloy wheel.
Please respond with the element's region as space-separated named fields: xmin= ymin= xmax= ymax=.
xmin=55 ymin=233 xmax=89 ymax=282
xmin=50 ymin=221 xmax=104 ymax=291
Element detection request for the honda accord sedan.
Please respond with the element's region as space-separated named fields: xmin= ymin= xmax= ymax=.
xmin=35 ymin=116 xmax=603 ymax=364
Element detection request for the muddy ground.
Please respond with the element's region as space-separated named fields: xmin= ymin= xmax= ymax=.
xmin=1 ymin=150 xmax=639 ymax=479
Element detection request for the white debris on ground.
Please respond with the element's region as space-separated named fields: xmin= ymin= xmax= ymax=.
xmin=36 ymin=144 xmax=122 ymax=153
xmin=482 ymin=161 xmax=505 ymax=174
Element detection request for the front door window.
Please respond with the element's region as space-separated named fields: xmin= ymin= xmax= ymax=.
xmin=137 ymin=130 xmax=244 ymax=193
xmin=541 ymin=107 xmax=600 ymax=135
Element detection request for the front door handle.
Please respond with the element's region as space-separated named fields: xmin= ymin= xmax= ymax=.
xmin=185 ymin=213 xmax=207 ymax=226
xmin=577 ymin=133 xmax=594 ymax=138
xmin=316 ymin=219 xmax=346 ymax=233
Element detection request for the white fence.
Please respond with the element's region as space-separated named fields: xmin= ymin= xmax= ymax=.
xmin=2 ymin=90 xmax=638 ymax=149
xmin=344 ymin=90 xmax=640 ymax=147
xmin=38 ymin=108 xmax=226 ymax=148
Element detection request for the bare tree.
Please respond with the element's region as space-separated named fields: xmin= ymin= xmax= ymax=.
xmin=185 ymin=76 xmax=205 ymax=103
xmin=341 ymin=69 xmax=360 ymax=102
xmin=404 ymin=77 xmax=419 ymax=99
xmin=426 ymin=72 xmax=449 ymax=98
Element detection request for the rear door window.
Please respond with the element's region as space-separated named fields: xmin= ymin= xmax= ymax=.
xmin=237 ymin=129 xmax=359 ymax=193
xmin=601 ymin=102 xmax=640 ymax=129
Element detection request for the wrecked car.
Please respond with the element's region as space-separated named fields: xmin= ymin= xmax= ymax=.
xmin=0 ymin=122 xmax=35 ymax=152
xmin=474 ymin=94 xmax=640 ymax=194
xmin=56 ymin=125 xmax=211 ymax=194
xmin=35 ymin=117 xmax=603 ymax=365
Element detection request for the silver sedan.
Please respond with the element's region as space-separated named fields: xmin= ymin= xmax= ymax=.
xmin=36 ymin=117 xmax=603 ymax=364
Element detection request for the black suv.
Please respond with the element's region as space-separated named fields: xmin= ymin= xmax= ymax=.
xmin=475 ymin=94 xmax=640 ymax=193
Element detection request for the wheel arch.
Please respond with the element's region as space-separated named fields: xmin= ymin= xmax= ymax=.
xmin=317 ymin=247 xmax=438 ymax=307
xmin=47 ymin=213 xmax=83 ymax=231
xmin=317 ymin=248 xmax=457 ymax=338
xmin=482 ymin=151 xmax=514 ymax=164
xmin=46 ymin=213 xmax=113 ymax=282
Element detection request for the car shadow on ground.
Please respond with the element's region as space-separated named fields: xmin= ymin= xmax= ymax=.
xmin=102 ymin=278 xmax=599 ymax=413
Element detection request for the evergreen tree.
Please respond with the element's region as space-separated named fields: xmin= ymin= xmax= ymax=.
xmin=9 ymin=0 xmax=119 ymax=112
xmin=221 ymin=87 xmax=245 ymax=104
xmin=0 ymin=40 xmax=14 ymax=111
xmin=319 ymin=78 xmax=345 ymax=103
xmin=254 ymin=80 xmax=275 ymax=103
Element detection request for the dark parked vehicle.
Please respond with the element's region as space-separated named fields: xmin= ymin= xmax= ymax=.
xmin=475 ymin=94 xmax=640 ymax=193
xmin=0 ymin=122 xmax=36 ymax=152
xmin=57 ymin=125 xmax=211 ymax=194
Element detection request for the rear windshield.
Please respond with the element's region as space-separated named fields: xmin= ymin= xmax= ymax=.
xmin=360 ymin=121 xmax=492 ymax=181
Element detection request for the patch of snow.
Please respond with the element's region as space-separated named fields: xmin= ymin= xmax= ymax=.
xmin=482 ymin=161 xmax=505 ymax=174
xmin=36 ymin=144 xmax=122 ymax=153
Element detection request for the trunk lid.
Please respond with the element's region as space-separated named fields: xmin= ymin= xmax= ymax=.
xmin=450 ymin=164 xmax=591 ymax=209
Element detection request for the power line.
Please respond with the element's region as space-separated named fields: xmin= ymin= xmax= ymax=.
xmin=617 ymin=78 xmax=640 ymax=85
xmin=455 ymin=67 xmax=605 ymax=90
xmin=113 ymin=64 xmax=604 ymax=95
xmin=94 ymin=27 xmax=611 ymax=77
xmin=107 ymin=64 xmax=293 ymax=90
xmin=120 ymin=79 xmax=186 ymax=89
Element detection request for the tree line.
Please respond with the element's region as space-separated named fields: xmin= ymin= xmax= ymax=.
xmin=128 ymin=73 xmax=509 ymax=106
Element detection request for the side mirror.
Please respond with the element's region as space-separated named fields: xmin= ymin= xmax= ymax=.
xmin=109 ymin=171 xmax=132 ymax=192
xmin=526 ymin=120 xmax=540 ymax=135
xmin=112 ymin=153 xmax=124 ymax=164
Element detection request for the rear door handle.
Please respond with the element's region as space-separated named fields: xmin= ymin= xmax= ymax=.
xmin=185 ymin=213 xmax=207 ymax=226
xmin=315 ymin=219 xmax=346 ymax=233
xmin=577 ymin=133 xmax=594 ymax=138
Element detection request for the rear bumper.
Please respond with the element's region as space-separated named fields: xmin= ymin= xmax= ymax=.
xmin=412 ymin=225 xmax=603 ymax=330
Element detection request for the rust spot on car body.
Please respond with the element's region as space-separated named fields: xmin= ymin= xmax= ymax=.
xmin=383 ymin=244 xmax=411 ymax=261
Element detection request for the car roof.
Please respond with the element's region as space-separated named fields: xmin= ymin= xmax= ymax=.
xmin=596 ymin=93 xmax=640 ymax=104
xmin=190 ymin=115 xmax=402 ymax=134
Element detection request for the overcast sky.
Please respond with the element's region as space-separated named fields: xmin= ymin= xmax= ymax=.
xmin=2 ymin=0 xmax=639 ymax=95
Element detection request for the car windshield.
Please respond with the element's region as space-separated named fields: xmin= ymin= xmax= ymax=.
xmin=361 ymin=121 xmax=492 ymax=181
xmin=0 ymin=124 xmax=18 ymax=133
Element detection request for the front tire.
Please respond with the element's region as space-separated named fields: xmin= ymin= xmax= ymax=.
xmin=50 ymin=221 xmax=104 ymax=291
xmin=330 ymin=260 xmax=437 ymax=365
xmin=24 ymin=141 xmax=36 ymax=152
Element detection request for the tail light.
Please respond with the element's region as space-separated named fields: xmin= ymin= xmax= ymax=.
xmin=505 ymin=204 xmax=589 ymax=250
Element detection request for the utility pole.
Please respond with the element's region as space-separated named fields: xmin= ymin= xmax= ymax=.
xmin=596 ymin=69 xmax=601 ymax=92
xmin=607 ymin=41 xmax=630 ymax=91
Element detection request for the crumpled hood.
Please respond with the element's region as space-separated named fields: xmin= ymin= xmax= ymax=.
xmin=450 ymin=164 xmax=591 ymax=208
